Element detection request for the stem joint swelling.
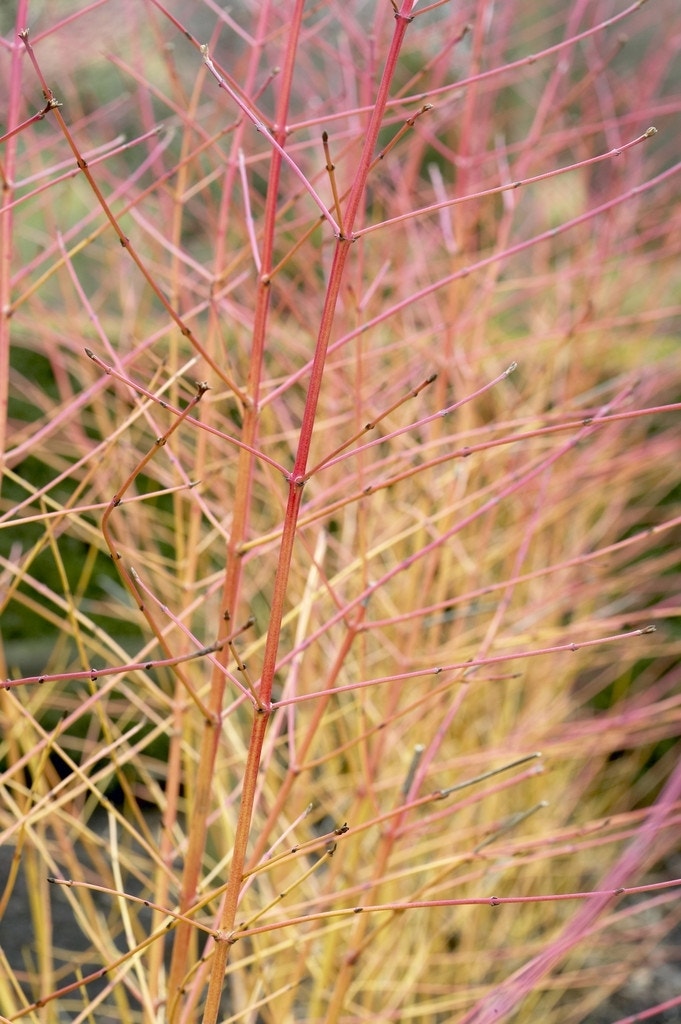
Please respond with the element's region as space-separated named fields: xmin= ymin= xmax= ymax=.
xmin=39 ymin=97 xmax=61 ymax=117
xmin=389 ymin=0 xmax=414 ymax=21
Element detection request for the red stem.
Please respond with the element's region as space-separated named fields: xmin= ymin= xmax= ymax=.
xmin=199 ymin=7 xmax=419 ymax=1022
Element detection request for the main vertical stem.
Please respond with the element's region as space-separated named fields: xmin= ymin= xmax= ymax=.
xmin=166 ymin=1 xmax=302 ymax=1014
xmin=200 ymin=6 xmax=417 ymax=1022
